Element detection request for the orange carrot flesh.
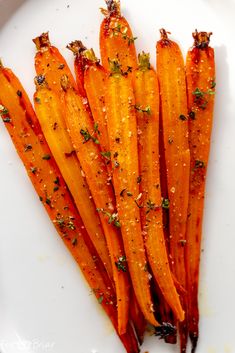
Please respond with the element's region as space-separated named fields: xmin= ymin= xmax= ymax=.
xmin=33 ymin=32 xmax=77 ymax=95
xmin=0 ymin=63 xmax=140 ymax=353
xmin=157 ymin=29 xmax=190 ymax=352
xmin=133 ymin=52 xmax=184 ymax=322
xmin=105 ymin=61 xmax=158 ymax=327
xmin=83 ymin=50 xmax=110 ymax=154
xmin=33 ymin=82 xmax=113 ymax=280
xmin=185 ymin=31 xmax=215 ymax=352
xmin=61 ymin=77 xmax=130 ymax=335
xmin=100 ymin=0 xmax=137 ymax=73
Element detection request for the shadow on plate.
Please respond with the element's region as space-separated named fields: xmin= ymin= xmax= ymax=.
xmin=0 ymin=0 xmax=27 ymax=29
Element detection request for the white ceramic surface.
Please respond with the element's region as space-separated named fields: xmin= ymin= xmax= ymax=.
xmin=0 ymin=0 xmax=235 ymax=352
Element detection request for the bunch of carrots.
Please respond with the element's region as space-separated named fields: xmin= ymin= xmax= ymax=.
xmin=0 ymin=1 xmax=215 ymax=352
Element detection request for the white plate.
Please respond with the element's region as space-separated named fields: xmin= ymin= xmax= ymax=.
xmin=0 ymin=0 xmax=235 ymax=352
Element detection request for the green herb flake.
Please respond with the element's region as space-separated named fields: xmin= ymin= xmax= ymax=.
xmin=162 ymin=198 xmax=170 ymax=209
xmin=39 ymin=196 xmax=43 ymax=201
xmin=71 ymin=237 xmax=77 ymax=246
xmin=42 ymin=154 xmax=51 ymax=160
xmin=30 ymin=167 xmax=37 ymax=174
xmin=98 ymin=295 xmax=104 ymax=304
xmin=53 ymin=185 xmax=59 ymax=192
xmin=80 ymin=128 xmax=99 ymax=144
xmin=97 ymin=208 xmax=121 ymax=228
xmin=0 ymin=106 xmax=9 ymax=115
xmin=115 ymin=256 xmax=127 ymax=272
xmin=168 ymin=138 xmax=173 ymax=144
xmin=211 ymin=80 xmax=216 ymax=89
xmin=134 ymin=105 xmax=151 ymax=115
xmin=54 ymin=177 xmax=60 ymax=185
xmin=94 ymin=122 xmax=99 ymax=133
xmin=58 ymin=64 xmax=65 ymax=70
xmin=192 ymin=87 xmax=204 ymax=98
xmin=194 ymin=159 xmax=205 ymax=169
xmin=101 ymin=151 xmax=111 ymax=160
xmin=126 ymin=191 xmax=133 ymax=196
xmin=146 ymin=199 xmax=156 ymax=214
xmin=189 ymin=111 xmax=196 ymax=120
xmin=2 ymin=117 xmax=11 ymax=123
xmin=137 ymin=176 xmax=142 ymax=184
xmin=35 ymin=97 xmax=41 ymax=104
xmin=179 ymin=114 xmax=187 ymax=121
xmin=17 ymin=90 xmax=22 ymax=97
xmin=46 ymin=198 xmax=51 ymax=206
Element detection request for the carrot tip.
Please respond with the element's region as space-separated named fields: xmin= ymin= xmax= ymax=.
xmin=67 ymin=40 xmax=86 ymax=55
xmin=0 ymin=59 xmax=3 ymax=68
xmin=100 ymin=0 xmax=121 ymax=17
xmin=190 ymin=332 xmax=198 ymax=353
xmin=33 ymin=32 xmax=50 ymax=51
xmin=192 ymin=29 xmax=212 ymax=49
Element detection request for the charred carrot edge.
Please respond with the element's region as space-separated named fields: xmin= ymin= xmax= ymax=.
xmin=104 ymin=59 xmax=158 ymax=326
xmin=185 ymin=30 xmax=215 ymax=353
xmin=133 ymin=52 xmax=184 ymax=322
xmin=68 ymin=43 xmax=110 ymax=155
xmin=158 ymin=107 xmax=177 ymax=344
xmin=67 ymin=40 xmax=87 ymax=97
xmin=0 ymin=64 xmax=139 ymax=353
xmin=129 ymin=290 xmax=146 ymax=345
xmin=100 ymin=0 xmax=137 ymax=73
xmin=33 ymin=79 xmax=113 ymax=281
xmin=61 ymin=76 xmax=130 ymax=335
xmin=33 ymin=32 xmax=77 ymax=95
xmin=157 ymin=29 xmax=190 ymax=352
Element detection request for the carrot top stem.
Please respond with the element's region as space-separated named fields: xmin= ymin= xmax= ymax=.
xmin=33 ymin=32 xmax=51 ymax=51
xmin=138 ymin=52 xmax=150 ymax=71
xmin=101 ymin=0 xmax=121 ymax=17
xmin=192 ymin=30 xmax=212 ymax=49
xmin=67 ymin=40 xmax=86 ymax=56
xmin=109 ymin=58 xmax=122 ymax=75
xmin=159 ymin=28 xmax=172 ymax=46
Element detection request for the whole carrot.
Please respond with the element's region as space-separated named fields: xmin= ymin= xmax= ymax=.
xmin=61 ymin=75 xmax=130 ymax=335
xmin=105 ymin=59 xmax=158 ymax=326
xmin=100 ymin=0 xmax=137 ymax=73
xmin=133 ymin=52 xmax=184 ymax=322
xmin=185 ymin=30 xmax=215 ymax=353
xmin=33 ymin=32 xmax=77 ymax=95
xmin=157 ymin=29 xmax=190 ymax=352
xmin=33 ymin=34 xmax=113 ymax=281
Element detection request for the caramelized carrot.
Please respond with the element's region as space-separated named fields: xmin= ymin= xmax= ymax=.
xmin=185 ymin=30 xmax=215 ymax=353
xmin=33 ymin=32 xmax=77 ymax=95
xmin=33 ymin=80 xmax=112 ymax=280
xmin=105 ymin=59 xmax=158 ymax=326
xmin=129 ymin=291 xmax=146 ymax=345
xmin=100 ymin=0 xmax=137 ymax=73
xmin=68 ymin=42 xmax=110 ymax=155
xmin=0 ymin=63 xmax=140 ymax=352
xmin=61 ymin=76 xmax=130 ymax=335
xmin=67 ymin=40 xmax=87 ymax=97
xmin=157 ymin=29 xmax=190 ymax=352
xmin=133 ymin=52 xmax=184 ymax=322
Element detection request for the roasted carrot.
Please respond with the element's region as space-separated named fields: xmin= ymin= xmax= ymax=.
xmin=157 ymin=29 xmax=190 ymax=352
xmin=185 ymin=30 xmax=215 ymax=353
xmin=33 ymin=79 xmax=112 ymax=280
xmin=33 ymin=32 xmax=77 ymax=95
xmin=104 ymin=59 xmax=158 ymax=326
xmin=0 ymin=63 xmax=140 ymax=353
xmin=67 ymin=40 xmax=87 ymax=97
xmin=100 ymin=0 xmax=137 ymax=73
xmin=133 ymin=52 xmax=184 ymax=322
xmin=61 ymin=75 xmax=130 ymax=335
xmin=68 ymin=42 xmax=110 ymax=155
